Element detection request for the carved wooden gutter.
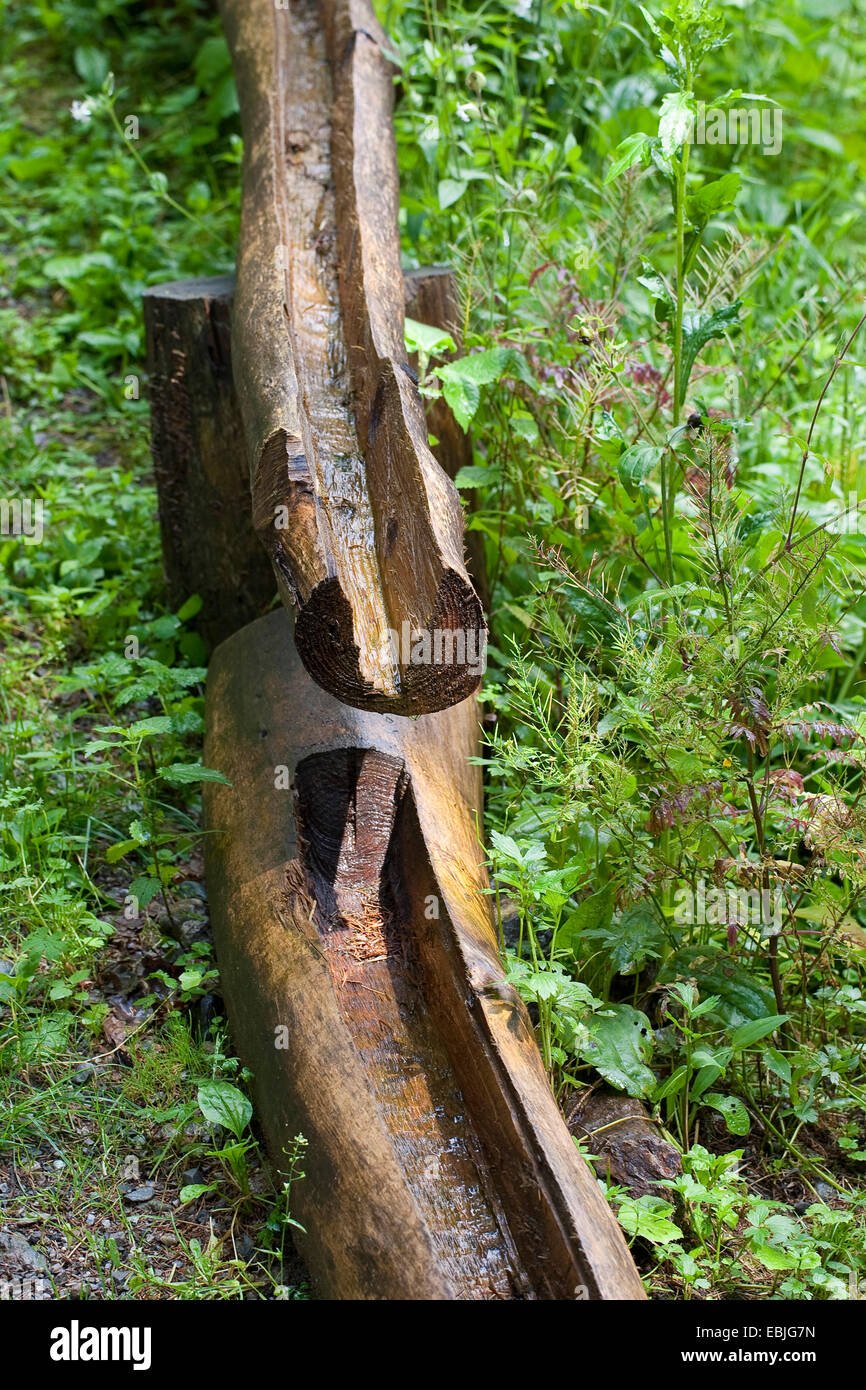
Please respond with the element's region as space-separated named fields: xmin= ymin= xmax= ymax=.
xmin=202 ymin=609 xmax=645 ymax=1299
xmin=222 ymin=0 xmax=485 ymax=715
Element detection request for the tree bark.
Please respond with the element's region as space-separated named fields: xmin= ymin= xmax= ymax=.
xmin=203 ymin=609 xmax=646 ymax=1300
xmin=221 ymin=0 xmax=485 ymax=714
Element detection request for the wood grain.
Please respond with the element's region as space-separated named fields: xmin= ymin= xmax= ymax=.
xmin=143 ymin=276 xmax=276 ymax=651
xmin=203 ymin=609 xmax=646 ymax=1300
xmin=143 ymin=267 xmax=478 ymax=652
xmin=221 ymin=0 xmax=485 ymax=714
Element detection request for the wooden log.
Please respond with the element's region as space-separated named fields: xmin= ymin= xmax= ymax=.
xmin=566 ymin=1090 xmax=682 ymax=1199
xmin=144 ymin=267 xmax=480 ymax=651
xmin=142 ymin=276 xmax=276 ymax=651
xmin=203 ymin=609 xmax=646 ymax=1300
xmin=221 ymin=0 xmax=485 ymax=715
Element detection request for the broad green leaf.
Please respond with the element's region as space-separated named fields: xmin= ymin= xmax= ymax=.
xmin=581 ymin=1004 xmax=656 ymax=1098
xmin=679 ymin=301 xmax=742 ymax=405
xmin=404 ymin=316 xmax=456 ymax=358
xmin=453 ymin=464 xmax=497 ymax=489
xmin=616 ymin=1195 xmax=683 ymax=1244
xmin=180 ymin=1183 xmax=218 ymax=1204
xmin=658 ymin=92 xmax=694 ymax=157
xmin=659 ymin=947 xmax=775 ymax=1027
xmin=106 ymin=838 xmax=143 ymax=863
xmin=587 ymin=903 xmax=665 ymax=975
xmin=729 ymin=1015 xmax=788 ymax=1050
xmin=686 ymin=171 xmax=741 ymax=226
xmin=197 ymin=1081 xmax=252 ymax=1139
xmin=74 ymin=45 xmax=109 ymax=88
xmin=176 ymin=594 xmax=204 ymax=623
xmin=438 ymin=177 xmax=468 ymax=209
xmin=701 ymin=1092 xmax=750 ymax=1135
xmin=617 ymin=444 xmax=663 ymax=495
xmin=441 ymin=376 xmax=480 ymax=429
xmin=605 ymin=132 xmax=653 ymax=184
xmin=129 ymin=876 xmax=162 ymax=908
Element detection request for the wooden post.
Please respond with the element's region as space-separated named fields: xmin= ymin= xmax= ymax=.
xmin=143 ymin=276 xmax=275 ymax=652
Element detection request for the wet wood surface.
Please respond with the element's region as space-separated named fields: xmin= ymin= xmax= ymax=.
xmin=221 ymin=0 xmax=485 ymax=714
xmin=203 ymin=610 xmax=646 ymax=1300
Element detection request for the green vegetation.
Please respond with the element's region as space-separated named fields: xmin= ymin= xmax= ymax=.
xmin=0 ymin=0 xmax=304 ymax=1299
xmin=389 ymin=0 xmax=866 ymax=1297
xmin=2 ymin=0 xmax=866 ymax=1299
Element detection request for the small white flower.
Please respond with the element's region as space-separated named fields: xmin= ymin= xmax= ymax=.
xmin=456 ymin=102 xmax=478 ymax=123
xmin=70 ymin=98 xmax=95 ymax=125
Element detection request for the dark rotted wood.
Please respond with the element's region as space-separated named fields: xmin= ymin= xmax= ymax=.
xmin=403 ymin=265 xmax=488 ymax=609
xmin=566 ymin=1090 xmax=682 ymax=1198
xmin=221 ymin=0 xmax=485 ymax=715
xmin=142 ymin=277 xmax=275 ymax=651
xmin=403 ymin=265 xmax=471 ymax=484
xmin=144 ymin=268 xmax=481 ymax=651
xmin=203 ymin=609 xmax=646 ymax=1300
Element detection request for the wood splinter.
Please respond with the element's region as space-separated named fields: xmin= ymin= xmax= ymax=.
xmin=222 ymin=0 xmax=486 ymax=715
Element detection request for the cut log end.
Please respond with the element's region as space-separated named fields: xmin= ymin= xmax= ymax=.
xmin=294 ymin=568 xmax=485 ymax=715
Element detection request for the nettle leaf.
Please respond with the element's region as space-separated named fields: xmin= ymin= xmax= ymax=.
xmin=404 ymin=316 xmax=456 ymax=358
xmin=605 ymin=131 xmax=654 ymax=184
xmin=601 ymin=903 xmax=666 ymax=976
xmin=658 ymin=92 xmax=695 ymax=157
xmin=453 ymin=464 xmax=498 ymax=489
xmin=701 ymin=1092 xmax=750 ymax=1135
xmin=440 ymin=375 xmax=480 ymax=429
xmin=581 ymin=1004 xmax=656 ymax=1098
xmin=617 ymin=443 xmax=663 ymax=496
xmin=129 ymin=875 xmax=162 ymax=908
xmin=159 ymin=763 xmax=232 ymax=786
xmin=82 ymin=738 xmax=116 ymax=756
xmin=679 ymin=301 xmax=742 ymax=405
xmin=489 ymin=828 xmax=525 ymax=865
xmin=128 ymin=716 xmax=172 ymax=738
xmin=749 ymin=1243 xmax=815 ymax=1273
xmin=437 ymin=347 xmax=530 ymax=429
xmin=686 ymin=171 xmax=741 ymax=226
xmin=197 ymin=1081 xmax=252 ymax=1139
xmin=615 ymin=1194 xmax=682 ymax=1245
